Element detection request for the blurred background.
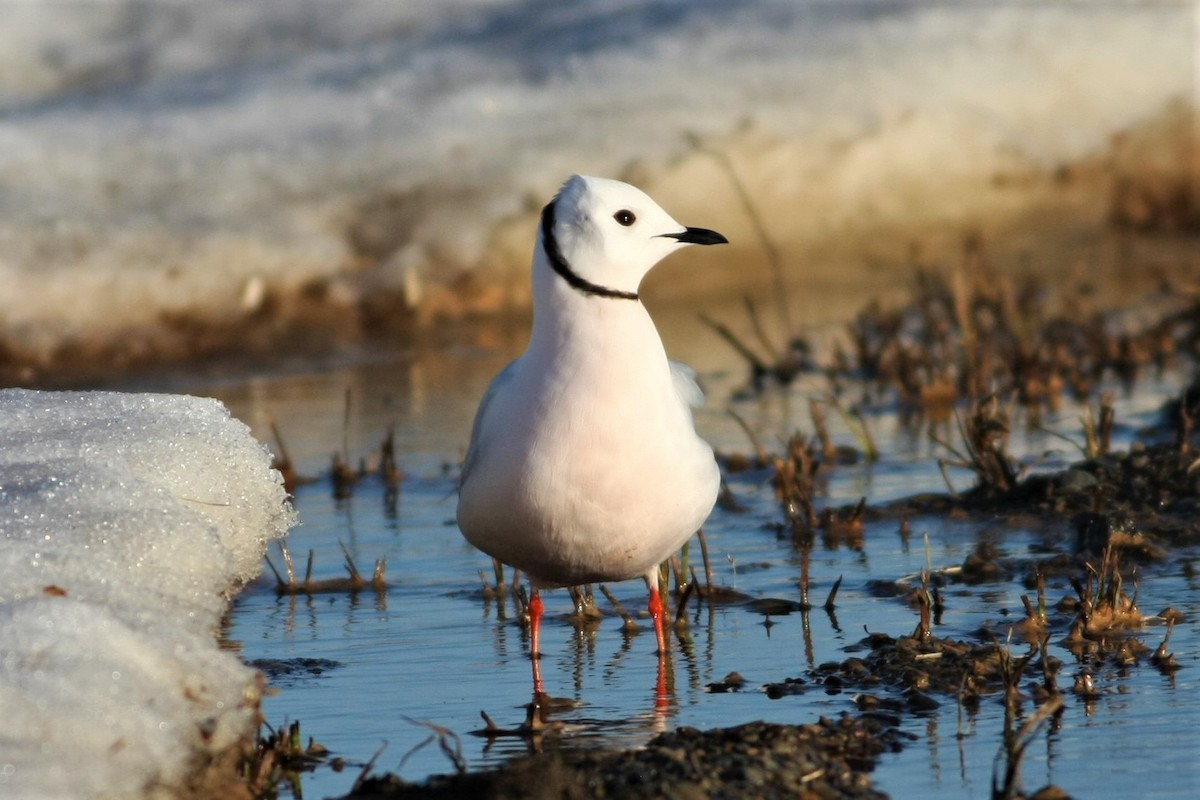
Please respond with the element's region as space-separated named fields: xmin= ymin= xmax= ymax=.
xmin=0 ymin=0 xmax=1195 ymax=387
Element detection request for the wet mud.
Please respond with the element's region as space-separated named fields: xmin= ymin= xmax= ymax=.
xmin=344 ymin=717 xmax=901 ymax=800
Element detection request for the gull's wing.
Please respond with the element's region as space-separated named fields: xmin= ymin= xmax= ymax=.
xmin=460 ymin=359 xmax=518 ymax=488
xmin=669 ymin=360 xmax=706 ymax=409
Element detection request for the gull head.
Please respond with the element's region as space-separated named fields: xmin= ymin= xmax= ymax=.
xmin=543 ymin=175 xmax=727 ymax=299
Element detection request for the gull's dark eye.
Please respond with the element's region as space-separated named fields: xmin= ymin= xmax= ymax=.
xmin=613 ymin=209 xmax=636 ymax=227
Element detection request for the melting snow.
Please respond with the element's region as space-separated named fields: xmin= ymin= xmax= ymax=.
xmin=0 ymin=390 xmax=295 ymax=797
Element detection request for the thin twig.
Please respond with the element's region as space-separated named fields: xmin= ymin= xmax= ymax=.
xmin=599 ymin=585 xmax=637 ymax=630
xmin=699 ymin=313 xmax=770 ymax=374
xmin=689 ymin=135 xmax=794 ymax=339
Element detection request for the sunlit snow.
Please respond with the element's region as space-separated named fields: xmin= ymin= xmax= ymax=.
xmin=0 ymin=390 xmax=294 ymax=797
xmin=0 ymin=1 xmax=1193 ymax=358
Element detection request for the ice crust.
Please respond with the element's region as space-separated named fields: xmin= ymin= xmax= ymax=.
xmin=0 ymin=390 xmax=295 ymax=798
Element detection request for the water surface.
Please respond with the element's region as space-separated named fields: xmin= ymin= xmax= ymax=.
xmin=207 ymin=321 xmax=1199 ymax=799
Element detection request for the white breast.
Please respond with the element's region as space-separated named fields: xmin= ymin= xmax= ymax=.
xmin=457 ymin=297 xmax=718 ymax=587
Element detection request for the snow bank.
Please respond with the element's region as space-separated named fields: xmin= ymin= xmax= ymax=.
xmin=0 ymin=390 xmax=295 ymax=798
xmin=0 ymin=1 xmax=1194 ymax=369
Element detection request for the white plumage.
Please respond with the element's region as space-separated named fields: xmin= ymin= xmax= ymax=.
xmin=457 ymin=174 xmax=726 ymax=670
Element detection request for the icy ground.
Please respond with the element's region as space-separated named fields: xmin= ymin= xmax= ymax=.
xmin=0 ymin=390 xmax=295 ymax=797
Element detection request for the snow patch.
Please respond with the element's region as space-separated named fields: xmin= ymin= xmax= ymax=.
xmin=0 ymin=390 xmax=295 ymax=797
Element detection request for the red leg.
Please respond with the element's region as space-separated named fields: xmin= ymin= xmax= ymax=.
xmin=654 ymin=646 xmax=669 ymax=716
xmin=529 ymin=589 xmax=545 ymax=696
xmin=648 ymin=579 xmax=670 ymax=714
xmin=648 ymin=584 xmax=667 ymax=655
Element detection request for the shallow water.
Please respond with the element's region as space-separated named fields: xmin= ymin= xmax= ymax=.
xmin=199 ymin=315 xmax=1200 ymax=800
